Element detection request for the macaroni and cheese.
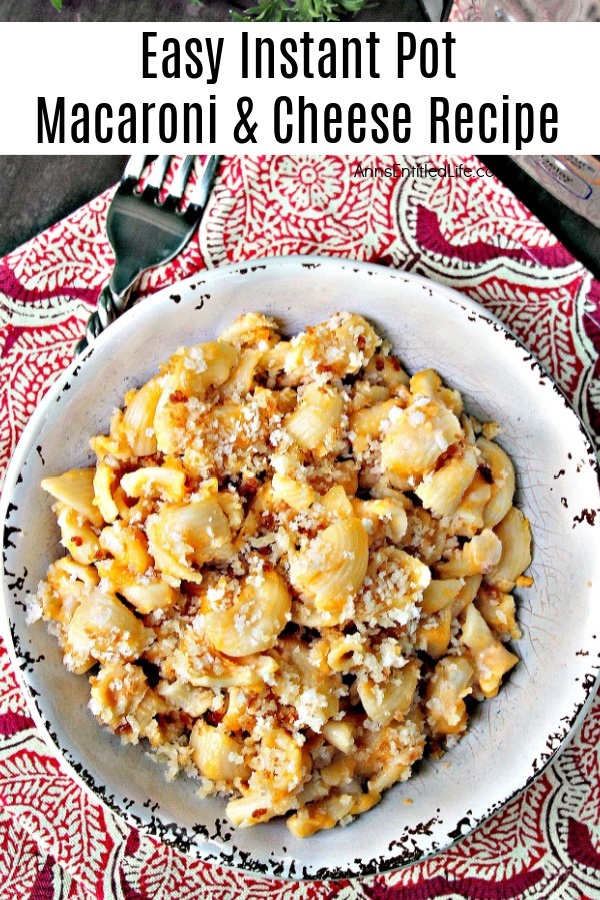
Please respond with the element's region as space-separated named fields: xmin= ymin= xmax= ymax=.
xmin=30 ymin=312 xmax=532 ymax=837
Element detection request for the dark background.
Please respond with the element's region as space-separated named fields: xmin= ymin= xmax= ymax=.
xmin=0 ymin=157 xmax=128 ymax=257
xmin=1 ymin=0 xmax=258 ymax=19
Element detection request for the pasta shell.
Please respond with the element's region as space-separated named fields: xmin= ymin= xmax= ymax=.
xmin=409 ymin=369 xmax=442 ymax=397
xmin=416 ymin=605 xmax=453 ymax=658
xmin=89 ymin=662 xmax=163 ymax=743
xmin=289 ymin=518 xmax=369 ymax=613
xmin=66 ymin=589 xmax=153 ymax=670
xmin=349 ymin=399 xmax=402 ymax=457
xmin=99 ymin=520 xmax=153 ymax=574
xmin=381 ymin=400 xmax=463 ymax=479
xmin=318 ymin=485 xmax=354 ymax=520
xmin=450 ymin=470 xmax=493 ymax=537
xmin=358 ymin=716 xmax=425 ymax=793
xmin=55 ymin=504 xmax=102 ymax=566
xmin=325 ymin=633 xmax=363 ymax=672
xmin=486 ymin=506 xmax=532 ymax=589
xmin=476 ymin=583 xmax=521 ymax=641
xmin=286 ymin=793 xmax=365 ymax=838
xmin=460 ymin=604 xmax=519 ymax=698
xmin=190 ymin=722 xmax=250 ymax=782
xmin=425 ymin=655 xmax=474 ymax=736
xmin=261 ymin=341 xmax=289 ymax=380
xmin=349 ymin=381 xmax=392 ymax=412
xmin=38 ymin=560 xmax=94 ymax=627
xmin=89 ymin=430 xmax=131 ymax=464
xmin=218 ymin=312 xmax=280 ymax=350
xmin=477 ymin=438 xmax=516 ymax=529
xmin=283 ymin=313 xmax=379 ymax=383
xmin=174 ymin=627 xmax=279 ymax=690
xmin=364 ymin=352 xmax=410 ymax=389
xmin=421 ymin=578 xmax=465 ymax=614
xmin=146 ymin=499 xmax=233 ymax=584
xmin=358 ymin=658 xmax=420 ymax=726
xmin=322 ymin=721 xmax=356 ymax=754
xmin=153 ymin=376 xmax=189 ymax=456
xmin=435 ymin=529 xmax=502 ymax=578
xmin=111 ymin=485 xmax=133 ymax=523
xmin=166 ymin=340 xmax=238 ymax=397
xmin=122 ymin=376 xmax=163 ymax=457
xmin=157 ymin=681 xmax=214 ymax=718
xmin=248 ymin=728 xmax=309 ymax=799
xmin=285 ymin=383 xmax=343 ymax=451
xmin=221 ymin=348 xmax=265 ymax=400
xmin=352 ymin=497 xmax=408 ymax=543
xmin=226 ymin=791 xmax=279 ymax=828
xmin=204 ymin=570 xmax=291 ymax=657
xmin=53 ymin=556 xmax=99 ymax=588
xmin=42 ymin=468 xmax=103 ymax=528
xmin=353 ymin=546 xmax=431 ymax=627
xmin=269 ymin=637 xmax=340 ymax=729
xmin=271 ymin=473 xmax=316 ymax=511
xmin=410 ymin=369 xmax=463 ymax=417
xmin=451 ymin=574 xmax=482 ymax=617
xmin=93 ymin=463 xmax=119 ymax=524
xmin=415 ymin=448 xmax=478 ymax=518
xmin=476 ymin=642 xmax=520 ymax=698
xmin=96 ymin=559 xmax=176 ymax=614
xmin=215 ymin=490 xmax=245 ymax=531
xmin=120 ymin=464 xmax=186 ymax=502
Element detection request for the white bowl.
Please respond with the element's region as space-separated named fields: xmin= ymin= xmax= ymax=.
xmin=1 ymin=257 xmax=599 ymax=880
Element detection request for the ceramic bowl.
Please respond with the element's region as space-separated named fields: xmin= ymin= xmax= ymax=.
xmin=1 ymin=256 xmax=599 ymax=880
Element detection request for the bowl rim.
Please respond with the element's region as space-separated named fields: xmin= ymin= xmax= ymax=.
xmin=1 ymin=254 xmax=599 ymax=881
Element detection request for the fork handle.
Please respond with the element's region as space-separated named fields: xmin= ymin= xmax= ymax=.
xmin=74 ymin=284 xmax=129 ymax=356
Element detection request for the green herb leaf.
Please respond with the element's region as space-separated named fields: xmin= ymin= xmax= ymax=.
xmin=235 ymin=0 xmax=372 ymax=22
xmin=50 ymin=0 xmax=63 ymax=9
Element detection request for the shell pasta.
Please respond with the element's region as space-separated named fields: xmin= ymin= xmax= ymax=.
xmin=30 ymin=311 xmax=532 ymax=837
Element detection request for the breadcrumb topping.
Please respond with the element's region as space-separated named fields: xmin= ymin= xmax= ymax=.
xmin=33 ymin=312 xmax=531 ymax=838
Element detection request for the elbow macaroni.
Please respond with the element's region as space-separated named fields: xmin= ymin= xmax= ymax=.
xmin=32 ymin=311 xmax=531 ymax=837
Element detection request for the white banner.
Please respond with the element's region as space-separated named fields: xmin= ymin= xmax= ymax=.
xmin=0 ymin=22 xmax=597 ymax=154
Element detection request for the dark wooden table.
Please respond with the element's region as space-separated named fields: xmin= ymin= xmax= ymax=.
xmin=0 ymin=156 xmax=128 ymax=257
xmin=1 ymin=0 xmax=237 ymax=21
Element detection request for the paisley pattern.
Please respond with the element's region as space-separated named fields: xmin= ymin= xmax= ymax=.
xmin=0 ymin=153 xmax=599 ymax=899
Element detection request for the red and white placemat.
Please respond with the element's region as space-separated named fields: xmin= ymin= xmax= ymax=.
xmin=1 ymin=154 xmax=599 ymax=899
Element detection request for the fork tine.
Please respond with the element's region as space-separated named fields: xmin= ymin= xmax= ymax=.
xmin=167 ymin=156 xmax=196 ymax=206
xmin=190 ymin=155 xmax=221 ymax=210
xmin=145 ymin=155 xmax=172 ymax=193
xmin=122 ymin=154 xmax=148 ymax=186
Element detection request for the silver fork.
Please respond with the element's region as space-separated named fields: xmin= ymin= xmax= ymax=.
xmin=75 ymin=154 xmax=221 ymax=355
